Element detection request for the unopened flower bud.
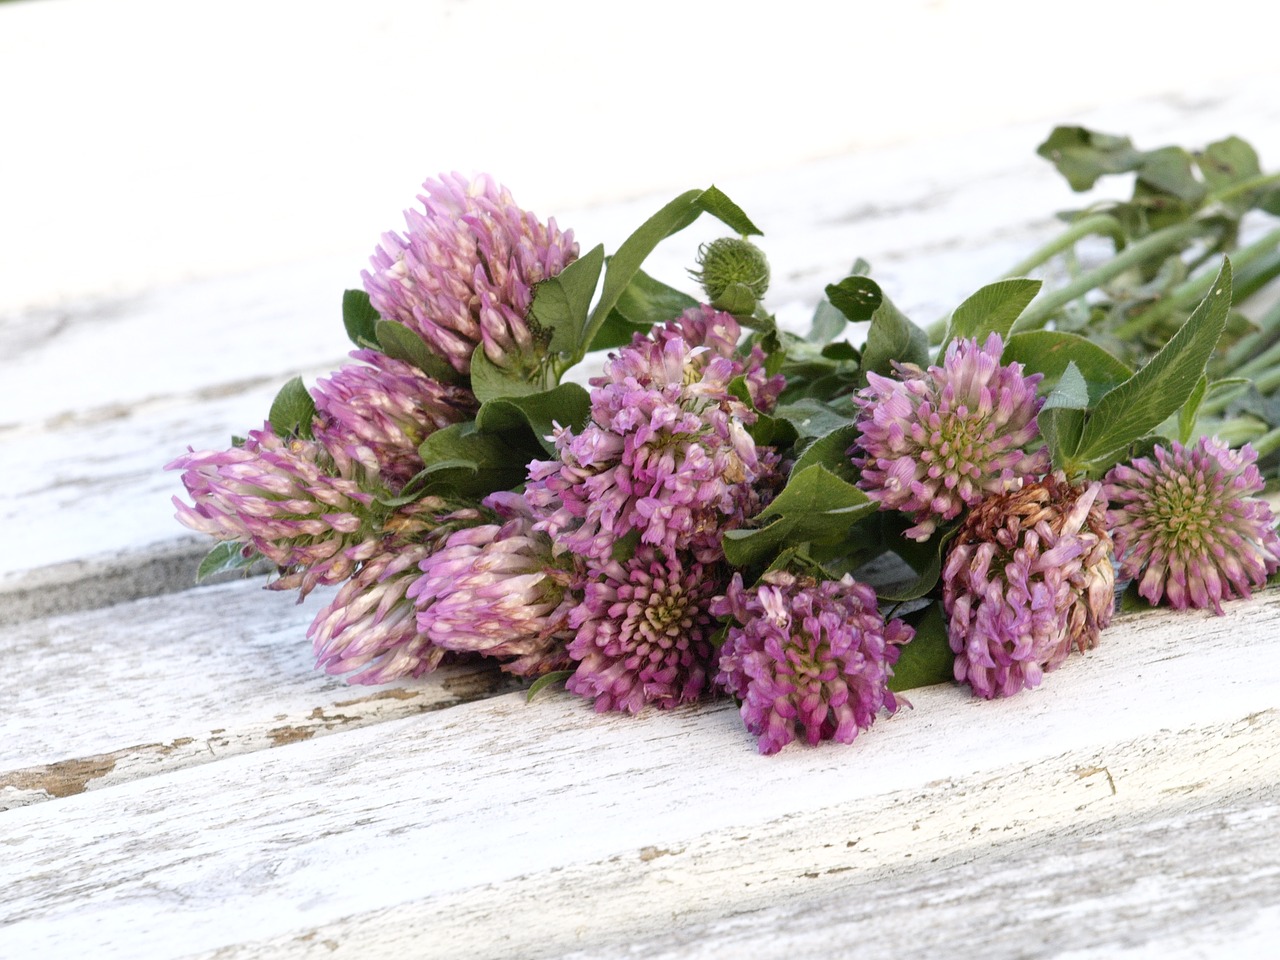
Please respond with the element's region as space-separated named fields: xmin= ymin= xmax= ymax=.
xmin=690 ymin=237 xmax=770 ymax=311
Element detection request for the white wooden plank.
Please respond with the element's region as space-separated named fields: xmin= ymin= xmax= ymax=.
xmin=0 ymin=577 xmax=520 ymax=811
xmin=1 ymin=592 xmax=1277 ymax=959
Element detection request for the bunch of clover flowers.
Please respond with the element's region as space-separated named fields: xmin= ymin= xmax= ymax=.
xmin=521 ymin=311 xmax=786 ymax=713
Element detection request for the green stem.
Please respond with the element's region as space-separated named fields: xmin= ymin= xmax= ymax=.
xmin=1003 ymin=213 xmax=1128 ymax=277
xmin=1011 ymin=219 xmax=1215 ymax=333
xmin=1210 ymin=171 xmax=1280 ymax=204
xmin=1111 ymin=226 xmax=1280 ymax=341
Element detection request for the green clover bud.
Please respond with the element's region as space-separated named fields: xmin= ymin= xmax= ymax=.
xmin=690 ymin=237 xmax=770 ymax=313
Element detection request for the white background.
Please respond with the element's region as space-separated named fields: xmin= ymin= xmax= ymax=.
xmin=2 ymin=0 xmax=1278 ymax=313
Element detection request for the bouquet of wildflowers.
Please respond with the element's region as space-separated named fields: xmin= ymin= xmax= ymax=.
xmin=169 ymin=130 xmax=1280 ymax=754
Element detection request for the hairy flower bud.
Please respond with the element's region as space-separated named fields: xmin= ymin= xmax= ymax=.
xmin=690 ymin=237 xmax=770 ymax=312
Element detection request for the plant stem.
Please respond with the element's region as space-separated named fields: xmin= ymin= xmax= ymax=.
xmin=1003 ymin=213 xmax=1127 ymax=277
xmin=1111 ymin=227 xmax=1280 ymax=341
xmin=1210 ymin=171 xmax=1280 ymax=204
xmin=1250 ymin=426 xmax=1280 ymax=458
xmin=1011 ymin=219 xmax=1215 ymax=333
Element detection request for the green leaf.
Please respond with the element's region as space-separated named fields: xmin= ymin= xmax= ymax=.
xmin=807 ymin=299 xmax=848 ymax=345
xmin=415 ymin=422 xmax=538 ymax=498
xmin=858 ymin=292 xmax=929 ymax=381
xmin=1137 ymin=146 xmax=1207 ymax=205
xmin=1041 ymin=361 xmax=1090 ymax=412
xmin=825 ymin=275 xmax=882 ymax=323
xmin=1198 ymin=136 xmax=1262 ymax=195
xmin=469 ymin=347 xmax=548 ymax=403
xmin=474 ymin=382 xmax=592 ymax=455
xmin=722 ymin=464 xmax=877 ymax=568
xmin=939 ymin=278 xmax=1042 ymax=357
xmin=537 ymin=243 xmax=606 ymax=357
xmin=342 ymin=289 xmax=380 ymax=348
xmin=196 ymin=541 xmax=260 ymax=583
xmin=375 ymin=320 xmax=462 ymax=385
xmin=612 ymin=267 xmax=699 ymax=328
xmin=1037 ymin=361 xmax=1089 ymax=470
xmin=789 ymin=421 xmax=860 ymax=478
xmin=526 ymin=670 xmax=575 ymax=703
xmin=578 ymin=187 xmax=762 ymax=360
xmin=1002 ymin=330 xmax=1133 ymax=393
xmin=1036 ymin=126 xmax=1145 ymax=192
xmin=1075 ymin=258 xmax=1232 ymax=466
xmin=711 ymin=282 xmax=758 ymax=315
xmin=888 ymin=602 xmax=953 ymax=692
xmin=873 ymin=524 xmax=959 ymax=603
xmin=695 ymin=185 xmax=763 ymax=236
xmin=268 ymin=376 xmax=316 ymax=439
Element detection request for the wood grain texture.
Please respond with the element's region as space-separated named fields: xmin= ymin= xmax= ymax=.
xmin=0 ymin=577 xmax=520 ymax=811
xmin=1 ymin=591 xmax=1277 ymax=959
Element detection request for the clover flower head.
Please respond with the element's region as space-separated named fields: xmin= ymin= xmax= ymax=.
xmin=712 ymin=571 xmax=912 ymax=755
xmin=566 ymin=547 xmax=721 ymax=713
xmin=407 ymin=492 xmax=576 ymax=677
xmin=852 ymin=333 xmax=1049 ymax=540
xmin=309 ymin=539 xmax=441 ymax=684
xmin=362 ymin=173 xmax=577 ymax=374
xmin=167 ymin=423 xmax=377 ymax=596
xmin=312 ymin=350 xmax=477 ymax=490
xmin=1104 ymin=437 xmax=1280 ymax=614
xmin=943 ymin=474 xmax=1115 ymax=699
xmin=526 ymin=334 xmax=777 ymax=565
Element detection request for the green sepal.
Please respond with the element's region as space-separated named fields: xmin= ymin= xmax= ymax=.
xmin=268 ymin=376 xmax=316 ymax=440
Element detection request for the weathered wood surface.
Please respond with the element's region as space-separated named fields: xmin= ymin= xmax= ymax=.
xmin=4 ymin=13 xmax=1280 ymax=954
xmin=1 ymin=594 xmax=1276 ymax=959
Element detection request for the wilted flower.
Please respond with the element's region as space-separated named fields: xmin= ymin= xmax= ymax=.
xmin=1104 ymin=437 xmax=1280 ymax=613
xmin=527 ymin=334 xmax=777 ymax=564
xmin=852 ymin=333 xmax=1049 ymax=540
xmin=408 ymin=492 xmax=576 ymax=677
xmin=362 ymin=172 xmax=578 ymax=375
xmin=943 ymin=474 xmax=1115 ymax=699
xmin=712 ymin=571 xmax=912 ymax=755
xmin=167 ymin=424 xmax=377 ymax=596
xmin=312 ymin=349 xmax=477 ymax=489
